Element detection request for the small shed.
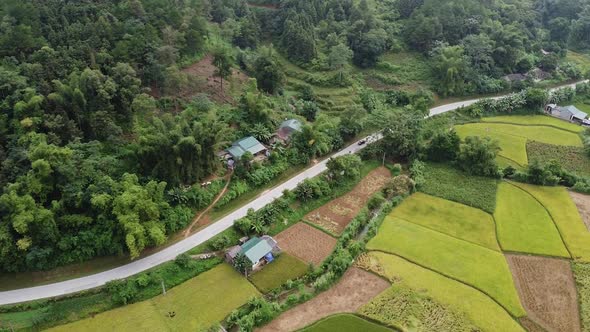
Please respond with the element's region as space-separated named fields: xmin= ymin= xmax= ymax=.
xmin=275 ymin=119 xmax=303 ymax=143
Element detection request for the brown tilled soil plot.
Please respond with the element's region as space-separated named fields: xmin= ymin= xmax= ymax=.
xmin=570 ymin=191 xmax=590 ymax=231
xmin=181 ymin=54 xmax=248 ymax=104
xmin=275 ymin=222 xmax=337 ymax=266
xmin=304 ymin=167 xmax=391 ymax=235
xmin=257 ymin=267 xmax=389 ymax=332
xmin=506 ymin=254 xmax=581 ymax=332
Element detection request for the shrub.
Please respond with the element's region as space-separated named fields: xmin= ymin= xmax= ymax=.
xmin=410 ymin=160 xmax=426 ymax=188
xmin=426 ymin=130 xmax=461 ymax=162
xmin=457 ymin=136 xmax=500 ymax=177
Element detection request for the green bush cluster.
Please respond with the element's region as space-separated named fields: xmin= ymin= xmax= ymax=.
xmin=527 ymin=141 xmax=590 ymax=177
xmin=168 ymin=180 xmax=225 ymax=210
xmin=506 ymin=159 xmax=590 ymax=194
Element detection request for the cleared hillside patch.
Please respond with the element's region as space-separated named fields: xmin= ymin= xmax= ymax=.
xmin=420 ymin=163 xmax=498 ymax=213
xmin=510 ymin=182 xmax=590 ymax=262
xmin=356 ymin=252 xmax=525 ymax=332
xmin=47 ymin=264 xmax=259 ymax=332
xmin=494 ymin=182 xmax=569 ymax=257
xmin=366 ymin=217 xmax=525 ymax=316
xmin=393 ymin=193 xmax=499 ymax=250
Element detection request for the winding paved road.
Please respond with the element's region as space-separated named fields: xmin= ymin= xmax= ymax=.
xmin=0 ymin=80 xmax=586 ymax=305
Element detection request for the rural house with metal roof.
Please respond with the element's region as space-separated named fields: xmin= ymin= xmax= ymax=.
xmin=226 ymin=235 xmax=280 ymax=271
xmin=545 ymin=104 xmax=588 ymax=124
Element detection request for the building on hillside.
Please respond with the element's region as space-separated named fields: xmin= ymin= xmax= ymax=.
xmin=221 ymin=136 xmax=268 ymax=166
xmin=502 ymin=73 xmax=527 ymax=83
xmin=271 ymin=119 xmax=303 ymax=144
xmin=226 ymin=236 xmax=280 ymax=271
xmin=545 ymin=104 xmax=588 ymax=123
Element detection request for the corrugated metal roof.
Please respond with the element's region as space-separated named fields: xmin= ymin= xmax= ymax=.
xmin=279 ymin=119 xmax=302 ymax=131
xmin=228 ymin=136 xmax=266 ymax=158
xmin=241 ymin=238 xmax=272 ymax=263
xmin=563 ymin=105 xmax=588 ymax=119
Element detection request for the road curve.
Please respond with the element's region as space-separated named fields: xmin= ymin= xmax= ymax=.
xmin=0 ymin=80 xmax=586 ymax=305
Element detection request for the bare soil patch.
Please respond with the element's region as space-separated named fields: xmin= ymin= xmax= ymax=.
xmin=275 ymin=222 xmax=337 ymax=266
xmin=304 ymin=167 xmax=391 ymax=235
xmin=506 ymin=254 xmax=580 ymax=332
xmin=257 ymin=267 xmax=389 ymax=332
xmin=181 ymin=54 xmax=248 ymax=104
xmin=569 ymin=191 xmax=590 ymax=231
xmin=520 ymin=317 xmax=547 ymax=332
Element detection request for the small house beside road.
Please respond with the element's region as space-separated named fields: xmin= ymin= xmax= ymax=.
xmin=545 ymin=104 xmax=588 ymax=124
xmin=226 ymin=235 xmax=280 ymax=271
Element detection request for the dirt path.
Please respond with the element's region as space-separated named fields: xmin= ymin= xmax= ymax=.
xmin=569 ymin=191 xmax=590 ymax=231
xmin=183 ymin=172 xmax=232 ymax=237
xmin=506 ymin=254 xmax=580 ymax=332
xmin=257 ymin=267 xmax=389 ymax=332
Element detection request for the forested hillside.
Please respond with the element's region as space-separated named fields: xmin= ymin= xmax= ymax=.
xmin=1 ymin=0 xmax=590 ymax=273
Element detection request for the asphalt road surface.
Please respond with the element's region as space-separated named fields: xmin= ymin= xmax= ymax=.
xmin=0 ymin=80 xmax=586 ymax=305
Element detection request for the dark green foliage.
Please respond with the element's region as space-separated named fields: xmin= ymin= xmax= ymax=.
xmin=326 ymin=154 xmax=363 ymax=183
xmin=253 ymin=48 xmax=285 ymax=94
xmin=457 ymin=136 xmax=500 ymax=177
xmin=420 ymin=163 xmax=498 ymax=213
xmin=426 ymin=130 xmax=461 ymax=162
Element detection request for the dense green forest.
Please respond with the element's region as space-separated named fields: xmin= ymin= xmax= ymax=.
xmin=1 ymin=0 xmax=590 ymax=273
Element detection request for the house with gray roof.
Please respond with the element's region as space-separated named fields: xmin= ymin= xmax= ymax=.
xmin=226 ymin=136 xmax=267 ymax=160
xmin=545 ymin=104 xmax=588 ymax=123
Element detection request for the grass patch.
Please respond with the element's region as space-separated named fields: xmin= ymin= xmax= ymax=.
xmin=249 ymin=254 xmax=309 ymax=293
xmin=358 ymin=252 xmax=525 ymax=332
xmin=301 ymin=314 xmax=393 ymax=332
xmin=566 ymin=50 xmax=590 ymax=74
xmin=573 ymin=263 xmax=590 ymax=331
xmin=527 ymin=141 xmax=590 ymax=177
xmin=421 ymin=163 xmax=498 ymax=213
xmin=494 ymin=182 xmax=569 ymax=257
xmin=481 ymin=115 xmax=585 ymax=133
xmin=393 ymin=193 xmax=499 ymax=251
xmin=47 ymin=264 xmax=260 ymax=332
xmin=510 ymin=182 xmax=590 ymax=262
xmin=367 ymin=217 xmax=525 ymax=316
xmin=359 ymin=284 xmax=478 ymax=331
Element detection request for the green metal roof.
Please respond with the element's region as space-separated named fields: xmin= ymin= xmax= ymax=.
xmin=240 ymin=237 xmax=273 ymax=263
xmin=280 ymin=119 xmax=302 ymax=131
xmin=227 ymin=136 xmax=266 ymax=159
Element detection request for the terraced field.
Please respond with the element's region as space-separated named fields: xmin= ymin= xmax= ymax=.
xmin=455 ymin=118 xmax=584 ymax=168
xmin=494 ymin=182 xmax=569 ymax=257
xmin=366 ymin=217 xmax=525 ymax=316
xmin=356 ymin=252 xmax=525 ymax=332
xmin=510 ymin=182 xmax=590 ymax=262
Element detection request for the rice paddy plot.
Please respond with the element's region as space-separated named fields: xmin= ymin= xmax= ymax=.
xmin=367 ymin=217 xmax=525 ymax=316
xmin=481 ymin=115 xmax=585 ymax=133
xmin=510 ymin=182 xmax=590 ymax=262
xmin=356 ymin=252 xmax=525 ymax=332
xmin=392 ymin=193 xmax=499 ymax=251
xmin=300 ymin=314 xmax=393 ymax=332
xmin=48 ymin=264 xmax=260 ymax=332
xmin=494 ymin=182 xmax=569 ymax=257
